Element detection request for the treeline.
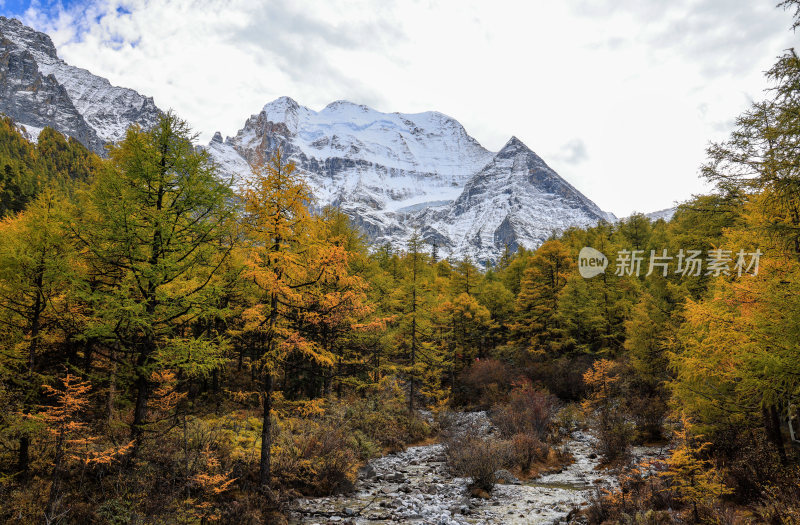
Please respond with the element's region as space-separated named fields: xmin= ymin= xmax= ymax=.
xmin=0 ymin=117 xmax=99 ymax=217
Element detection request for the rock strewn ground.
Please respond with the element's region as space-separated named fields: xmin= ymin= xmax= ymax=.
xmin=288 ymin=412 xmax=655 ymax=525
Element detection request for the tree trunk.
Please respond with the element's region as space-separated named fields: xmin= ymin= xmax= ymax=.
xmin=131 ymin=347 xmax=152 ymax=454
xmin=335 ymin=356 xmax=342 ymax=400
xmin=409 ymin=256 xmax=417 ymax=413
xmin=17 ymin=435 xmax=29 ymax=474
xmin=130 ymin=150 xmax=164 ymax=454
xmin=323 ymin=370 xmax=331 ymax=397
xmin=45 ymin=433 xmax=64 ymax=523
xmin=409 ymin=314 xmax=416 ymax=412
xmin=259 ymin=372 xmax=273 ymax=490
xmin=763 ymin=404 xmax=788 ymax=465
xmin=106 ymin=347 xmax=117 ymax=424
xmin=82 ymin=340 xmax=93 ymax=378
xmin=27 ymin=262 xmax=45 ymax=373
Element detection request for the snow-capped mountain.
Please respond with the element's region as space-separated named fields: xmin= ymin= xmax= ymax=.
xmin=0 ymin=17 xmax=615 ymax=264
xmin=221 ymin=96 xmax=493 ymax=207
xmin=209 ymin=97 xmax=614 ymax=263
xmin=0 ymin=16 xmax=160 ymax=155
xmin=644 ymin=207 xmax=677 ymax=222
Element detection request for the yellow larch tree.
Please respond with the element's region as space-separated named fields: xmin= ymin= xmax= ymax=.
xmin=239 ymin=148 xmax=333 ymax=490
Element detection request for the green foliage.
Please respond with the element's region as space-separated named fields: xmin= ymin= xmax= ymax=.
xmin=0 ymin=118 xmax=100 ymax=218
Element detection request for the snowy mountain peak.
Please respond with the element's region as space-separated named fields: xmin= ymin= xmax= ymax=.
xmin=258 ymin=96 xmax=308 ymax=134
xmin=497 ymin=136 xmax=532 ymax=157
xmin=262 ymin=95 xmax=300 ymax=114
xmin=415 ymin=132 xmax=614 ymax=261
xmin=323 ymin=99 xmax=372 ymax=113
xmin=206 ymin=96 xmax=612 ymax=263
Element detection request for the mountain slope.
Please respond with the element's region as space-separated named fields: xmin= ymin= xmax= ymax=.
xmin=644 ymin=207 xmax=677 ymax=221
xmin=0 ymin=31 xmax=103 ymax=152
xmin=0 ymin=16 xmax=160 ymax=154
xmin=223 ymin=96 xmax=494 ymax=210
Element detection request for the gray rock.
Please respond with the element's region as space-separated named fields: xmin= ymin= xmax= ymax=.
xmin=495 ymin=469 xmax=521 ymax=485
xmin=358 ymin=463 xmax=377 ymax=480
xmin=387 ymin=472 xmax=406 ymax=483
xmin=0 ymin=34 xmax=103 ymax=153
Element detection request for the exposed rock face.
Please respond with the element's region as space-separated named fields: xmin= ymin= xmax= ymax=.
xmin=0 ymin=34 xmax=103 ymax=151
xmin=0 ymin=16 xmax=161 ymax=155
xmin=209 ymin=98 xmax=615 ymax=264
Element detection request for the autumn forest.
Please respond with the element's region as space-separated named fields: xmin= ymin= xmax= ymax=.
xmin=3 ymin=6 xmax=800 ymax=525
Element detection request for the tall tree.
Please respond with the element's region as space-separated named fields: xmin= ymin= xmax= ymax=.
xmin=73 ymin=112 xmax=233 ymax=453
xmin=239 ymin=148 xmax=332 ymax=489
xmin=0 ymin=189 xmax=76 ymax=472
xmin=386 ymin=233 xmax=436 ymax=411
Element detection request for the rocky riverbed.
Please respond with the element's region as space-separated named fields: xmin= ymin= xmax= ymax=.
xmin=288 ymin=413 xmax=664 ymax=524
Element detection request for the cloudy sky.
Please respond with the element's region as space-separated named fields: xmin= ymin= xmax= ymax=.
xmin=3 ymin=0 xmax=798 ymax=216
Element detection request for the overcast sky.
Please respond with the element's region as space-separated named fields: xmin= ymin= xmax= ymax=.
xmin=4 ymin=0 xmax=799 ymax=216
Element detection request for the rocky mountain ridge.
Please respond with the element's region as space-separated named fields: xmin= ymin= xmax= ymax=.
xmin=0 ymin=16 xmax=160 ymax=155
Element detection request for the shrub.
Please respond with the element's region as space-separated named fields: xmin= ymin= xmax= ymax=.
xmin=555 ymin=402 xmax=584 ymax=435
xmin=343 ymin=381 xmax=432 ymax=452
xmin=625 ymin=389 xmax=668 ymax=444
xmin=347 ymin=400 xmax=431 ymax=452
xmin=583 ymin=359 xmax=633 ymax=463
xmin=272 ymin=419 xmax=357 ymax=496
xmin=510 ymin=432 xmax=549 ymax=472
xmin=444 ymin=432 xmax=512 ymax=492
xmin=597 ymin=417 xmax=633 ymax=463
xmin=709 ymin=424 xmax=786 ymax=502
xmin=755 ymin=475 xmax=800 ymax=524
xmin=584 ymin=462 xmax=676 ymax=524
xmin=456 ymin=358 xmax=513 ymax=406
xmin=96 ymin=499 xmax=136 ymax=525
xmin=526 ymin=354 xmax=595 ymax=401
xmin=492 ymin=382 xmax=558 ymax=440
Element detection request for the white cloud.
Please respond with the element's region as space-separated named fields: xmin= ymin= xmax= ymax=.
xmin=18 ymin=0 xmax=799 ymax=216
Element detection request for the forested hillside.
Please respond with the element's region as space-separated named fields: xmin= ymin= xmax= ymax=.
xmin=2 ymin=7 xmax=800 ymax=525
